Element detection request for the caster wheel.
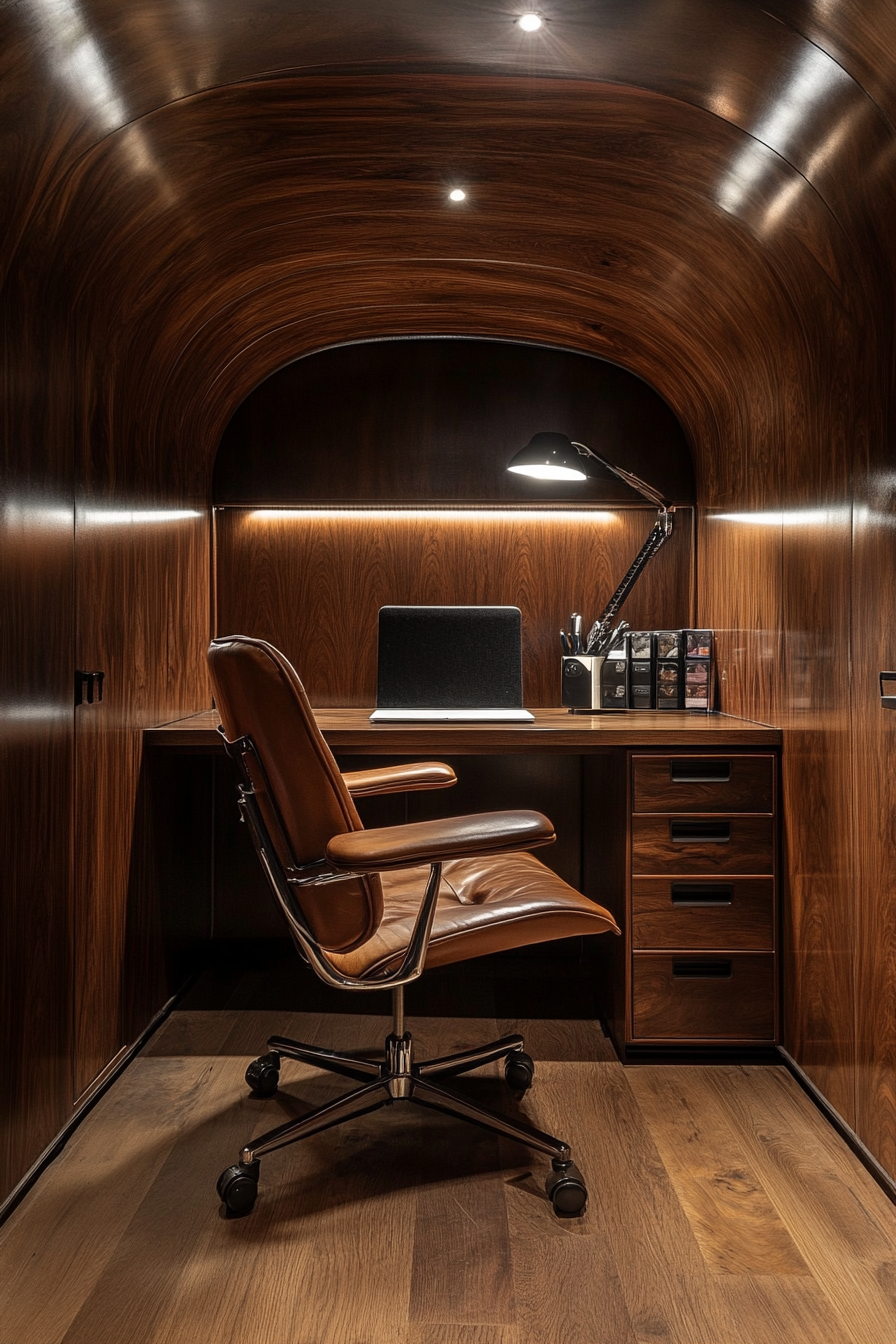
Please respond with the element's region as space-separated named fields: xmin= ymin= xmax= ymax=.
xmin=217 ymin=1160 xmax=260 ymax=1216
xmin=245 ymin=1052 xmax=280 ymax=1097
xmin=504 ymin=1051 xmax=535 ymax=1093
xmin=546 ymin=1160 xmax=587 ymax=1217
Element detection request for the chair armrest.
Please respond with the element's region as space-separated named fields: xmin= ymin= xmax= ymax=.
xmin=342 ymin=761 xmax=457 ymax=797
xmin=326 ymin=809 xmax=555 ymax=872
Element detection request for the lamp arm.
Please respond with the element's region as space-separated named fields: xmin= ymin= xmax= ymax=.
xmin=584 ymin=510 xmax=674 ymax=654
xmin=571 ymin=442 xmax=675 ymax=512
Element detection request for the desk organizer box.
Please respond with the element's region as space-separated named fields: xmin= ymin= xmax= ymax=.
xmin=562 ymin=629 xmax=714 ymax=712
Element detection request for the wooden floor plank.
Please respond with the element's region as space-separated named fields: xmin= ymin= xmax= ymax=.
xmin=567 ymin=1063 xmax=745 ymax=1344
xmin=627 ymin=1067 xmax=810 ymax=1276
xmin=54 ymin=1054 xmax=262 ymax=1344
xmin=495 ymin=1016 xmax=617 ymax=1063
xmin=150 ymin=1082 xmax=420 ymax=1344
xmin=500 ymin=1079 xmax=639 ymax=1344
xmin=141 ymin=1010 xmax=245 ymax=1057
xmin=0 ymin=1052 xmax=232 ymax=1344
xmin=717 ymin=1275 xmax=867 ymax=1344
xmin=706 ymin=1066 xmax=896 ymax=1343
xmin=5 ymin=1005 xmax=895 ymax=1344
xmin=408 ymin=1327 xmax=518 ymax=1343
xmin=408 ymin=1017 xmax=516 ymax=1328
xmin=409 ymin=1122 xmax=515 ymax=1327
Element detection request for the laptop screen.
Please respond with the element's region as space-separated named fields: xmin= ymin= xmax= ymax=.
xmin=376 ymin=606 xmax=525 ymax=710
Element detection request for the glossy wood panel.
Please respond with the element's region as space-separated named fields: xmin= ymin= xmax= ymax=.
xmin=0 ymin=312 xmax=76 ymax=1201
xmin=73 ymin=507 xmax=211 ymax=1096
xmin=215 ymin=507 xmax=693 ymax=709
xmin=631 ymin=817 xmax=775 ymax=876
xmin=631 ymin=877 xmax=775 ymax=951
xmin=850 ymin=361 xmax=896 ymax=1175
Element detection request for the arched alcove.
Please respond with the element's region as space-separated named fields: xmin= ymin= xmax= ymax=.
xmin=212 ymin=337 xmax=696 ymax=707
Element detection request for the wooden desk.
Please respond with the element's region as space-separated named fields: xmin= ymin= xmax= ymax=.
xmin=145 ymin=707 xmax=781 ymax=751
xmin=146 ymin=708 xmax=782 ymax=1060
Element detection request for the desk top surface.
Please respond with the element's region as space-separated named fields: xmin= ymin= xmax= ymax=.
xmin=145 ymin=707 xmax=781 ymax=751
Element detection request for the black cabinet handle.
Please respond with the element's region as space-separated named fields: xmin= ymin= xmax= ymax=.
xmin=75 ymin=670 xmax=105 ymax=705
xmin=670 ymin=820 xmax=731 ymax=844
xmin=881 ymin=672 xmax=896 ymax=710
xmin=672 ymin=960 xmax=732 ymax=979
xmin=671 ymin=882 xmax=734 ymax=906
xmin=670 ymin=758 xmax=731 ymax=783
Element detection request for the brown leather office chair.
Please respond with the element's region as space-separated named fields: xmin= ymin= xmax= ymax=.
xmin=208 ymin=635 xmax=619 ymax=1218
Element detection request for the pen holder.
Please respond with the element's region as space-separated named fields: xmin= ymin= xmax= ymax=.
xmin=561 ymin=655 xmax=604 ymax=711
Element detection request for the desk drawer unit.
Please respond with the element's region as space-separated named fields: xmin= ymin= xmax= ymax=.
xmin=627 ymin=752 xmax=778 ymax=1049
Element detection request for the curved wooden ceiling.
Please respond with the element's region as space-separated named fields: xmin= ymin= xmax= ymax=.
xmin=2 ymin=1 xmax=893 ymax=506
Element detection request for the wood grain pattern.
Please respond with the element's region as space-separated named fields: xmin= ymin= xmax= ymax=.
xmin=4 ymin=1003 xmax=895 ymax=1344
xmin=706 ymin=1064 xmax=896 ymax=1343
xmin=146 ymin=708 xmax=784 ymax=751
xmin=632 ymin=754 xmax=775 ymax=815
xmin=73 ymin=509 xmax=211 ymax=1096
xmin=0 ymin=355 xmax=76 ymax=1201
xmin=0 ymin=0 xmax=894 ymax=1198
xmin=215 ymin=506 xmax=693 ymax=710
xmin=630 ymin=817 xmax=775 ymax=876
xmin=631 ymin=953 xmax=776 ymax=1042
xmin=631 ymin=877 xmax=775 ymax=951
xmin=627 ymin=1068 xmax=809 ymax=1274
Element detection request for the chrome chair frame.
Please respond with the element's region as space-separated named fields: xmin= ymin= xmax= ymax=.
xmin=217 ymin=728 xmax=586 ymax=1215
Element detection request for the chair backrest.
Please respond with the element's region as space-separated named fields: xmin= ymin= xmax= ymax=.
xmin=208 ymin=635 xmax=383 ymax=953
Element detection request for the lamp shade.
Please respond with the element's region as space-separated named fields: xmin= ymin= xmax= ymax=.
xmin=506 ymin=432 xmax=588 ymax=481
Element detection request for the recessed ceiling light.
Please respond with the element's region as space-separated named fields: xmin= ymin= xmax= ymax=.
xmin=518 ymin=13 xmax=542 ymax=31
xmin=448 ymin=188 xmax=466 ymax=202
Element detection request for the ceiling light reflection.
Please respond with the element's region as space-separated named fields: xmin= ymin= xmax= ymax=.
xmin=714 ymin=509 xmax=847 ymax=526
xmin=28 ymin=0 xmax=127 ymax=132
xmin=81 ymin=509 xmax=203 ymax=525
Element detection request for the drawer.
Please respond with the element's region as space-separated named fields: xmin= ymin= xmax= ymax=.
xmin=632 ymin=754 xmax=774 ymax=814
xmin=631 ymin=952 xmax=776 ymax=1041
xmin=631 ymin=877 xmax=774 ymax=949
xmin=631 ymin=815 xmax=774 ymax=874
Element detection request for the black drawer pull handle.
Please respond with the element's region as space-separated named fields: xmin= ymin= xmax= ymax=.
xmin=671 ymin=883 xmax=734 ymax=906
xmin=670 ymin=820 xmax=731 ymax=844
xmin=673 ymin=960 xmax=733 ymax=979
xmin=670 ymin=758 xmax=731 ymax=783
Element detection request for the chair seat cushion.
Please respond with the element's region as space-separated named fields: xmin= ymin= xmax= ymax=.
xmin=328 ymin=851 xmax=619 ymax=981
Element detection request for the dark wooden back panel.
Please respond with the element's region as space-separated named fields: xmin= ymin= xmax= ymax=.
xmin=213 ymin=338 xmax=695 ymax=506
xmin=215 ymin=505 xmax=694 ymax=708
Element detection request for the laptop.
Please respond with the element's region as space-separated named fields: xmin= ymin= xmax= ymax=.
xmin=370 ymin=606 xmax=535 ymax=722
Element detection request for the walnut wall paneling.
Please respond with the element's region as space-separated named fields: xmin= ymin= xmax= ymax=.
xmin=73 ymin=508 xmax=211 ymax=1097
xmin=0 ymin=340 xmax=76 ymax=1200
xmin=215 ymin=507 xmax=694 ymax=709
xmin=851 ymin=386 xmax=896 ymax=1175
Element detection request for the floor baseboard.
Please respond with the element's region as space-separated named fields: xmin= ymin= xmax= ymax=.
xmin=778 ymin=1047 xmax=896 ymax=1206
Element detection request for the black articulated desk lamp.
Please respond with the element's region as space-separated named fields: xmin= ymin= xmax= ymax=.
xmin=507 ymin=431 xmax=676 ymax=657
